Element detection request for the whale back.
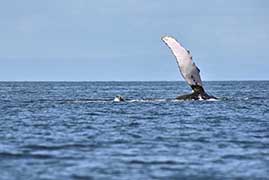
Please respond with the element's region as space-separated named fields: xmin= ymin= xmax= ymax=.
xmin=162 ymin=36 xmax=203 ymax=87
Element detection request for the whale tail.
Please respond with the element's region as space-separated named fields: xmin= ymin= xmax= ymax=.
xmin=162 ymin=36 xmax=217 ymax=100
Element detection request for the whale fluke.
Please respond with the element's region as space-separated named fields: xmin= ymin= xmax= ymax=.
xmin=162 ymin=36 xmax=217 ymax=100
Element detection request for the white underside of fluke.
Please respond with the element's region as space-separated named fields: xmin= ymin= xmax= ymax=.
xmin=162 ymin=36 xmax=203 ymax=87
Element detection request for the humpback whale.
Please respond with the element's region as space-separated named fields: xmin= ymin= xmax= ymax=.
xmin=162 ymin=36 xmax=217 ymax=100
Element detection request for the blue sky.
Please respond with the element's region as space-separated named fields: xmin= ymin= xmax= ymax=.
xmin=0 ymin=0 xmax=268 ymax=81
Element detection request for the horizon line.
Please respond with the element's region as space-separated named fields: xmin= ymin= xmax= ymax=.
xmin=0 ymin=80 xmax=268 ymax=82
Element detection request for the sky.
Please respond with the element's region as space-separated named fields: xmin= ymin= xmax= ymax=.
xmin=0 ymin=0 xmax=268 ymax=81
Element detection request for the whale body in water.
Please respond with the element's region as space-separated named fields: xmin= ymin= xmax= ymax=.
xmin=162 ymin=36 xmax=217 ymax=100
xmin=114 ymin=36 xmax=217 ymax=102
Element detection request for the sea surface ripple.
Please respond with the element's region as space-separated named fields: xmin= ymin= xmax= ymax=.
xmin=0 ymin=81 xmax=268 ymax=180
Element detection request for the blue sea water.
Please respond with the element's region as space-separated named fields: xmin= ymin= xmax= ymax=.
xmin=0 ymin=81 xmax=268 ymax=180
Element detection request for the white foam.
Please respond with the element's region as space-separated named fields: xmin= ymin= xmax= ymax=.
xmin=206 ymin=98 xmax=219 ymax=102
xmin=113 ymin=97 xmax=121 ymax=102
xmin=128 ymin=99 xmax=166 ymax=103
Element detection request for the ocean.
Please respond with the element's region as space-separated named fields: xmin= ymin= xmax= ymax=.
xmin=0 ymin=81 xmax=268 ymax=180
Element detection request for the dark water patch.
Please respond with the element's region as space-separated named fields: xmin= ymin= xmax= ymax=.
xmin=129 ymin=159 xmax=179 ymax=165
xmin=71 ymin=174 xmax=94 ymax=180
xmin=21 ymin=143 xmax=99 ymax=151
xmin=263 ymin=109 xmax=269 ymax=115
xmin=0 ymin=152 xmax=55 ymax=160
xmin=221 ymin=154 xmax=260 ymax=160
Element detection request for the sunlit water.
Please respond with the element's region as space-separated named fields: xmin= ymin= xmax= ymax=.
xmin=0 ymin=81 xmax=268 ymax=180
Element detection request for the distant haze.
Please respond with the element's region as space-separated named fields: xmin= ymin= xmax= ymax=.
xmin=0 ymin=0 xmax=268 ymax=81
